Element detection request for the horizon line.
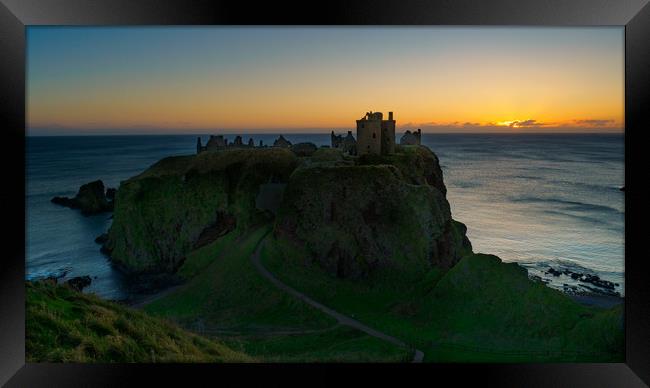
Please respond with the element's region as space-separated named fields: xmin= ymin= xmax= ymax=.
xmin=26 ymin=131 xmax=625 ymax=137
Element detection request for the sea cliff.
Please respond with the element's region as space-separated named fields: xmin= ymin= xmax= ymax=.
xmin=104 ymin=144 xmax=471 ymax=278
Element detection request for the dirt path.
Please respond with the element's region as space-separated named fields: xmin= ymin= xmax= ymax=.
xmin=128 ymin=284 xmax=183 ymax=309
xmin=251 ymin=235 xmax=425 ymax=363
xmin=196 ymin=324 xmax=342 ymax=337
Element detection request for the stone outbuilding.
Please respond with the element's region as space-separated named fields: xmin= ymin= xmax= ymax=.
xmin=400 ymin=129 xmax=422 ymax=145
xmin=273 ymin=135 xmax=292 ymax=148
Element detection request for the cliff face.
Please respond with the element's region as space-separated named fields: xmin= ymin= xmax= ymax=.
xmin=106 ymin=144 xmax=471 ymax=278
xmin=104 ymin=148 xmax=298 ymax=274
xmin=275 ymin=145 xmax=471 ymax=278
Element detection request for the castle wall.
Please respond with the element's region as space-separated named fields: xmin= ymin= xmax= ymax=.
xmin=356 ymin=119 xmax=382 ymax=156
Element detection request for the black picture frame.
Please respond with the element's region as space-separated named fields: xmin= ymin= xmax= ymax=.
xmin=1 ymin=0 xmax=649 ymax=386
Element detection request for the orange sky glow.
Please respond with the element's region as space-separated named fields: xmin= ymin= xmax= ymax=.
xmin=27 ymin=27 xmax=624 ymax=135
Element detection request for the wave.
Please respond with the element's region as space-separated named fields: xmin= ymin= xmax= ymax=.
xmin=452 ymin=181 xmax=484 ymax=189
xmin=510 ymin=196 xmax=622 ymax=215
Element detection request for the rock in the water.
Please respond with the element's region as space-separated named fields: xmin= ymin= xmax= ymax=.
xmin=546 ymin=267 xmax=562 ymax=277
xmin=65 ymin=275 xmax=92 ymax=292
xmin=95 ymin=233 xmax=109 ymax=244
xmin=51 ymin=196 xmax=75 ymax=207
xmin=51 ymin=180 xmax=113 ymax=215
xmin=619 ymin=186 xmax=625 ymax=192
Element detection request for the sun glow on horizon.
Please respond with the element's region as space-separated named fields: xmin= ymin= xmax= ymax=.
xmin=27 ymin=27 xmax=624 ymax=135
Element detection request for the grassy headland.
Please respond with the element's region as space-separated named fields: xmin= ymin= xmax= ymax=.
xmin=29 ymin=144 xmax=622 ymax=363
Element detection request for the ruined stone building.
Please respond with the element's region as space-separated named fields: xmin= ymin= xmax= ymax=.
xmin=400 ymin=128 xmax=422 ymax=145
xmin=356 ymin=111 xmax=395 ymax=156
xmin=233 ymin=135 xmax=244 ymax=147
xmin=331 ymin=130 xmax=357 ymax=155
xmin=197 ymin=134 xmax=259 ymax=153
xmin=273 ymin=135 xmax=292 ymax=148
xmin=331 ymin=111 xmax=396 ymax=156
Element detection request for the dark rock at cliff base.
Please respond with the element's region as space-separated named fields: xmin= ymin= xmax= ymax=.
xmin=619 ymin=186 xmax=625 ymax=192
xmin=51 ymin=196 xmax=75 ymax=207
xmin=94 ymin=233 xmax=109 ymax=244
xmin=546 ymin=267 xmax=562 ymax=277
xmin=106 ymin=187 xmax=117 ymax=200
xmin=64 ymin=275 xmax=92 ymax=292
xmin=51 ymin=180 xmax=114 ymax=215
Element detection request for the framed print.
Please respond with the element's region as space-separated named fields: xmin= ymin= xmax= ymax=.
xmin=1 ymin=0 xmax=649 ymax=386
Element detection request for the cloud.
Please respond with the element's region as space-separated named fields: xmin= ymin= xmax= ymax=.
xmin=574 ymin=119 xmax=615 ymax=127
xmin=508 ymin=119 xmax=545 ymax=127
xmin=396 ymin=117 xmax=621 ymax=133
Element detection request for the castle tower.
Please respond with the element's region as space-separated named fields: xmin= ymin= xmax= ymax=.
xmin=381 ymin=111 xmax=396 ymax=155
xmin=356 ymin=111 xmax=382 ymax=156
xmin=356 ymin=111 xmax=395 ymax=156
xmin=196 ymin=137 xmax=203 ymax=154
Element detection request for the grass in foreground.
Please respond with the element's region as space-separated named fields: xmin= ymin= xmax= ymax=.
xmin=220 ymin=326 xmax=410 ymax=362
xmin=26 ymin=280 xmax=252 ymax=363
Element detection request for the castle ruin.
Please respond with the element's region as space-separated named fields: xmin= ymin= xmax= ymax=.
xmin=331 ymin=111 xmax=396 ymax=156
xmin=196 ymin=134 xmax=290 ymax=154
xmin=399 ymin=128 xmax=422 ymax=145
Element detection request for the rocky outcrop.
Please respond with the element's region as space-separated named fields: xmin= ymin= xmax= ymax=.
xmin=275 ymin=145 xmax=471 ymax=278
xmin=51 ymin=180 xmax=115 ymax=215
xmin=105 ymin=144 xmax=470 ymax=279
xmin=357 ymin=145 xmax=447 ymax=195
xmin=94 ymin=233 xmax=109 ymax=244
xmin=544 ymin=266 xmax=620 ymax=297
xmin=64 ymin=275 xmax=92 ymax=292
xmin=104 ymin=148 xmax=298 ymax=275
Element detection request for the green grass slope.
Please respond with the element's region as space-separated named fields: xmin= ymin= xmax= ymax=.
xmin=261 ymin=236 xmax=624 ymax=362
xmin=143 ymin=225 xmax=410 ymax=362
xmin=26 ymin=280 xmax=252 ymax=363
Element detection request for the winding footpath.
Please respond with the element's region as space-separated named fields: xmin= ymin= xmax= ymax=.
xmin=251 ymin=235 xmax=425 ymax=363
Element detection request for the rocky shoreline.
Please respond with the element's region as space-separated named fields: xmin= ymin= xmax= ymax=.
xmin=529 ymin=265 xmax=621 ymax=298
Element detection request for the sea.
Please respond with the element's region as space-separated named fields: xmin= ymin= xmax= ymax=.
xmin=26 ymin=133 xmax=625 ymax=300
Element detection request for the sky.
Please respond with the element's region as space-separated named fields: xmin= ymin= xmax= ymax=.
xmin=27 ymin=27 xmax=624 ymax=135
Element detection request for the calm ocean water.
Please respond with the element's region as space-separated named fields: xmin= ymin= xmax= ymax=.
xmin=26 ymin=134 xmax=624 ymax=299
